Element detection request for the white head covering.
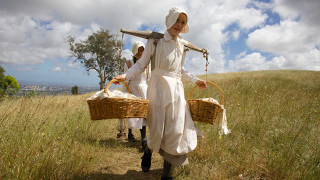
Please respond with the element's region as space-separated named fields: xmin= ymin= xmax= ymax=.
xmin=131 ymin=41 xmax=145 ymax=56
xmin=165 ymin=7 xmax=189 ymax=33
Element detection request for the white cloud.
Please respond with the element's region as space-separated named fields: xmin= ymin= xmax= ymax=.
xmin=51 ymin=66 xmax=62 ymax=72
xmin=0 ymin=0 xmax=319 ymax=85
xmin=273 ymin=0 xmax=320 ymax=26
xmin=280 ymin=49 xmax=320 ymax=70
xmin=228 ymin=52 xmax=266 ymax=72
xmin=0 ymin=15 xmax=100 ymax=65
xmin=0 ymin=0 xmax=185 ymax=66
xmin=1 ymin=0 xmax=266 ymax=69
xmin=247 ymin=20 xmax=319 ymax=54
xmin=183 ymin=0 xmax=267 ymax=74
xmin=236 ymin=51 xmax=247 ymax=59
xmin=17 ymin=67 xmax=34 ymax=72
xmin=184 ymin=56 xmax=207 ymax=75
xmin=121 ymin=49 xmax=133 ymax=61
xmin=245 ymin=0 xmax=320 ymax=71
xmin=229 ymin=48 xmax=320 ymax=72
xmin=232 ymin=30 xmax=240 ymax=41
xmin=67 ymin=61 xmax=81 ymax=68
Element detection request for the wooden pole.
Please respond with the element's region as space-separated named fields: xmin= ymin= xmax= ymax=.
xmin=120 ymin=28 xmax=207 ymax=53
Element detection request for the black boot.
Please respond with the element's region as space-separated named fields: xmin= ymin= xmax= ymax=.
xmin=161 ymin=175 xmax=175 ymax=180
xmin=161 ymin=160 xmax=173 ymax=179
xmin=140 ymin=126 xmax=147 ymax=149
xmin=141 ymin=139 xmax=147 ymax=150
xmin=141 ymin=147 xmax=152 ymax=172
xmin=128 ymin=129 xmax=136 ymax=142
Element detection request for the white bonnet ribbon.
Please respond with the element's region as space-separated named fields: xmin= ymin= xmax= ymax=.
xmin=219 ymin=105 xmax=231 ymax=136
xmin=175 ymin=37 xmax=185 ymax=56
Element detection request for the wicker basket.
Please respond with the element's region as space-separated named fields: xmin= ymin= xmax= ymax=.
xmin=188 ymin=81 xmax=224 ymax=124
xmin=87 ymin=79 xmax=149 ymax=120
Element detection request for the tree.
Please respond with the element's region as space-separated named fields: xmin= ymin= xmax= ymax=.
xmin=0 ymin=66 xmax=20 ymax=97
xmin=2 ymin=75 xmax=20 ymax=97
xmin=26 ymin=90 xmax=38 ymax=98
xmin=71 ymin=85 xmax=79 ymax=95
xmin=67 ymin=29 xmax=126 ymax=90
xmin=0 ymin=66 xmax=5 ymax=87
xmin=0 ymin=66 xmax=5 ymax=97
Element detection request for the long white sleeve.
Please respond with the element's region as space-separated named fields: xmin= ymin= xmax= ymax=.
xmin=181 ymin=66 xmax=199 ymax=83
xmin=123 ymin=60 xmax=131 ymax=82
xmin=180 ymin=40 xmax=200 ymax=83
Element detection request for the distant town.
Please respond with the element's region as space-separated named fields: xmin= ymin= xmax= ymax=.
xmin=17 ymin=80 xmax=101 ymax=96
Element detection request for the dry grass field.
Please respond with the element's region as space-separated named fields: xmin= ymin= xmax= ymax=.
xmin=0 ymin=70 xmax=319 ymax=179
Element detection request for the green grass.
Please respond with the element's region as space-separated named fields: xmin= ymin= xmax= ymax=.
xmin=0 ymin=70 xmax=319 ymax=179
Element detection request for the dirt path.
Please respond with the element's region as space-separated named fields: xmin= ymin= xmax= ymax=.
xmin=83 ymin=138 xmax=164 ymax=180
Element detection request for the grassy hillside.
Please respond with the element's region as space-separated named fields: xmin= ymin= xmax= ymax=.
xmin=0 ymin=70 xmax=319 ymax=179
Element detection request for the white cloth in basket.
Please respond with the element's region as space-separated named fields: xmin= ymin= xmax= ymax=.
xmin=201 ymin=98 xmax=231 ymax=135
xmin=87 ymin=89 xmax=141 ymax=100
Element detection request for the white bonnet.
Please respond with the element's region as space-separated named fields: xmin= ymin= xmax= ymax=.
xmin=165 ymin=7 xmax=189 ymax=33
xmin=131 ymin=41 xmax=145 ymax=56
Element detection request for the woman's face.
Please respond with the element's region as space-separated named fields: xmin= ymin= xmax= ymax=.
xmin=169 ymin=13 xmax=187 ymax=36
xmin=136 ymin=46 xmax=144 ymax=59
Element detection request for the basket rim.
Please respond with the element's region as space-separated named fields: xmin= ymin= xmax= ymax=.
xmin=188 ymin=98 xmax=222 ymax=107
xmin=104 ymin=79 xmax=131 ymax=96
xmin=87 ymin=97 xmax=149 ymax=102
xmin=188 ymin=81 xmax=224 ymax=105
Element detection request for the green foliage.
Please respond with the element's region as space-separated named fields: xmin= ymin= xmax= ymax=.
xmin=67 ymin=28 xmax=126 ymax=90
xmin=71 ymin=85 xmax=79 ymax=95
xmin=0 ymin=66 xmax=5 ymax=88
xmin=0 ymin=68 xmax=20 ymax=97
xmin=26 ymin=90 xmax=38 ymax=98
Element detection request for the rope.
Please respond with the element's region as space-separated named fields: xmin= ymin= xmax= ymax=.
xmin=202 ymin=49 xmax=209 ymax=81
xmin=117 ymin=32 xmax=124 ymax=75
xmin=115 ymin=31 xmax=119 ymax=48
xmin=200 ymin=49 xmax=208 ymax=97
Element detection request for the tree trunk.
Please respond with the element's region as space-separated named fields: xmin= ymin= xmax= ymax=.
xmin=99 ymin=72 xmax=104 ymax=90
xmin=99 ymin=75 xmax=107 ymax=90
xmin=99 ymin=80 xmax=104 ymax=90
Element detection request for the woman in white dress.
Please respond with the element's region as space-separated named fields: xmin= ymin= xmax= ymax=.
xmin=114 ymin=7 xmax=207 ymax=179
xmin=124 ymin=41 xmax=149 ymax=150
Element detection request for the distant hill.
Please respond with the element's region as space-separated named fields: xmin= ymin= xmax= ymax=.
xmin=17 ymin=80 xmax=100 ymax=96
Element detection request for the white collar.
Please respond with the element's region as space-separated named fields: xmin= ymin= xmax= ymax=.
xmin=164 ymin=30 xmax=181 ymax=41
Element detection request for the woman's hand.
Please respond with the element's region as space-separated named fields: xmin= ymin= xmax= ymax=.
xmin=196 ymin=79 xmax=207 ymax=89
xmin=113 ymin=74 xmax=126 ymax=85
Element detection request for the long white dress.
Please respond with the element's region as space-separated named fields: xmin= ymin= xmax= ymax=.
xmin=123 ymin=59 xmax=149 ymax=129
xmin=126 ymin=31 xmax=200 ymax=164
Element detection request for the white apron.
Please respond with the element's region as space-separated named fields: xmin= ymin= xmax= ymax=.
xmin=123 ymin=59 xmax=148 ymax=129
xmin=126 ymin=31 xmax=200 ymax=156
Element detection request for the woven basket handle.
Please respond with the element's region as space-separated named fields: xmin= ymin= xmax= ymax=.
xmin=188 ymin=81 xmax=224 ymax=105
xmin=104 ymin=79 xmax=132 ymax=96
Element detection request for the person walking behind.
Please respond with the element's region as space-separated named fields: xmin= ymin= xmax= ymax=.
xmin=123 ymin=41 xmax=149 ymax=150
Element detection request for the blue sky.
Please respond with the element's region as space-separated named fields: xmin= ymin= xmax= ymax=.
xmin=0 ymin=0 xmax=319 ymax=86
